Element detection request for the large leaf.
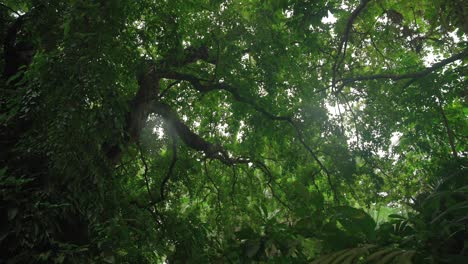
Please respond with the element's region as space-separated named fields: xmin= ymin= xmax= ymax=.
xmin=333 ymin=206 xmax=377 ymax=239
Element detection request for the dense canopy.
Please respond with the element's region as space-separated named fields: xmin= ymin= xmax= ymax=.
xmin=1 ymin=0 xmax=467 ymax=263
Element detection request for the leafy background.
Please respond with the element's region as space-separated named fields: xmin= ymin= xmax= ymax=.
xmin=0 ymin=0 xmax=466 ymax=263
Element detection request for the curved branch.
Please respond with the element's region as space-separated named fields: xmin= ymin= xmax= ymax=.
xmin=332 ymin=0 xmax=372 ymax=89
xmin=436 ymin=99 xmax=458 ymax=159
xmin=336 ymin=48 xmax=468 ymax=91
xmin=141 ymin=135 xmax=177 ymax=207
xmin=159 ymin=80 xmax=181 ymax=99
xmin=138 ymin=143 xmax=156 ymax=204
xmin=153 ymin=102 xmax=217 ymax=154
xmin=159 ymin=72 xmax=339 ymax=198
xmin=152 ymin=102 xmax=251 ymax=166
xmin=288 ymin=120 xmax=340 ymax=203
xmin=159 ymin=136 xmax=177 ymax=201
xmin=160 ymin=71 xmax=291 ymax=121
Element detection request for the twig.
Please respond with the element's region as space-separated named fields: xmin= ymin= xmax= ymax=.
xmin=0 ymin=3 xmax=21 ymax=16
xmin=436 ymin=98 xmax=458 ymax=158
xmin=230 ymin=166 xmax=238 ymax=201
xmin=288 ymin=120 xmax=340 ymax=203
xmin=137 ymin=142 xmax=156 ymax=204
xmin=204 ymin=160 xmax=223 ymax=224
xmin=253 ymin=161 xmax=293 ymax=212
xmin=159 ymin=135 xmax=178 ymax=201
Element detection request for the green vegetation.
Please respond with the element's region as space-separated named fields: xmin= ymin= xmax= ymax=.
xmin=1 ymin=0 xmax=466 ymax=263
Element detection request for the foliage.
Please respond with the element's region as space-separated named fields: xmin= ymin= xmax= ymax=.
xmin=0 ymin=0 xmax=466 ymax=263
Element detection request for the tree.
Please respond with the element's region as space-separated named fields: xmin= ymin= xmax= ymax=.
xmin=1 ymin=0 xmax=466 ymax=263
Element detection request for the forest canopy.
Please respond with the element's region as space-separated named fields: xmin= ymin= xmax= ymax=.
xmin=0 ymin=0 xmax=467 ymax=263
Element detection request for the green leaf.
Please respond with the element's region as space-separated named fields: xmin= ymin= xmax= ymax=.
xmin=103 ymin=255 xmax=115 ymax=264
xmin=244 ymin=239 xmax=261 ymax=258
xmin=333 ymin=206 xmax=376 ymax=238
xmin=367 ymin=248 xmax=397 ymax=262
xmin=388 ymin=214 xmax=406 ymax=220
xmin=8 ymin=208 xmax=18 ymax=220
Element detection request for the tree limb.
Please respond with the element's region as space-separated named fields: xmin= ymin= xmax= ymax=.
xmin=332 ymin=0 xmax=372 ymax=90
xmin=159 ymin=72 xmax=339 ymax=199
xmin=336 ymin=48 xmax=468 ymax=91
xmin=160 ymin=71 xmax=291 ymax=121
xmin=159 ymin=135 xmax=178 ymax=201
xmin=152 ymin=102 xmax=251 ymax=166
xmin=288 ymin=120 xmax=340 ymax=203
xmin=107 ymin=46 xmax=213 ymax=163
xmin=436 ymin=99 xmax=458 ymax=159
xmin=137 ymin=142 xmax=157 ymax=205
xmin=0 ymin=3 xmax=21 ymax=16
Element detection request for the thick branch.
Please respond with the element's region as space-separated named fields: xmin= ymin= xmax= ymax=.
xmin=159 ymin=72 xmax=339 ymax=197
xmin=107 ymin=47 xmax=213 ymax=163
xmin=337 ymin=49 xmax=467 ymax=88
xmin=152 ymin=102 xmax=248 ymax=165
xmin=153 ymin=102 xmax=216 ymax=153
xmin=3 ymin=14 xmax=33 ymax=80
xmin=128 ymin=68 xmax=160 ymax=141
xmin=340 ymin=0 xmax=372 ymax=55
xmin=160 ymin=71 xmax=291 ymax=121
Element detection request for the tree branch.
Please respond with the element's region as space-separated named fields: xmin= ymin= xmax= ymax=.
xmin=254 ymin=161 xmax=293 ymax=212
xmin=160 ymin=71 xmax=291 ymax=121
xmin=336 ymin=48 xmax=468 ymax=90
xmin=153 ymin=102 xmax=217 ymax=154
xmin=436 ymin=100 xmax=458 ymax=159
xmin=159 ymin=72 xmax=340 ymax=200
xmin=0 ymin=3 xmax=21 ymax=16
xmin=159 ymin=135 xmax=178 ymax=201
xmin=152 ymin=102 xmax=251 ymax=165
xmin=137 ymin=142 xmax=157 ymax=205
xmin=288 ymin=120 xmax=340 ymax=203
xmin=149 ymin=98 xmax=294 ymax=210
xmin=106 ymin=46 xmax=213 ymax=163
xmin=159 ymin=80 xmax=181 ymax=99
xmin=332 ymin=0 xmax=372 ymax=90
